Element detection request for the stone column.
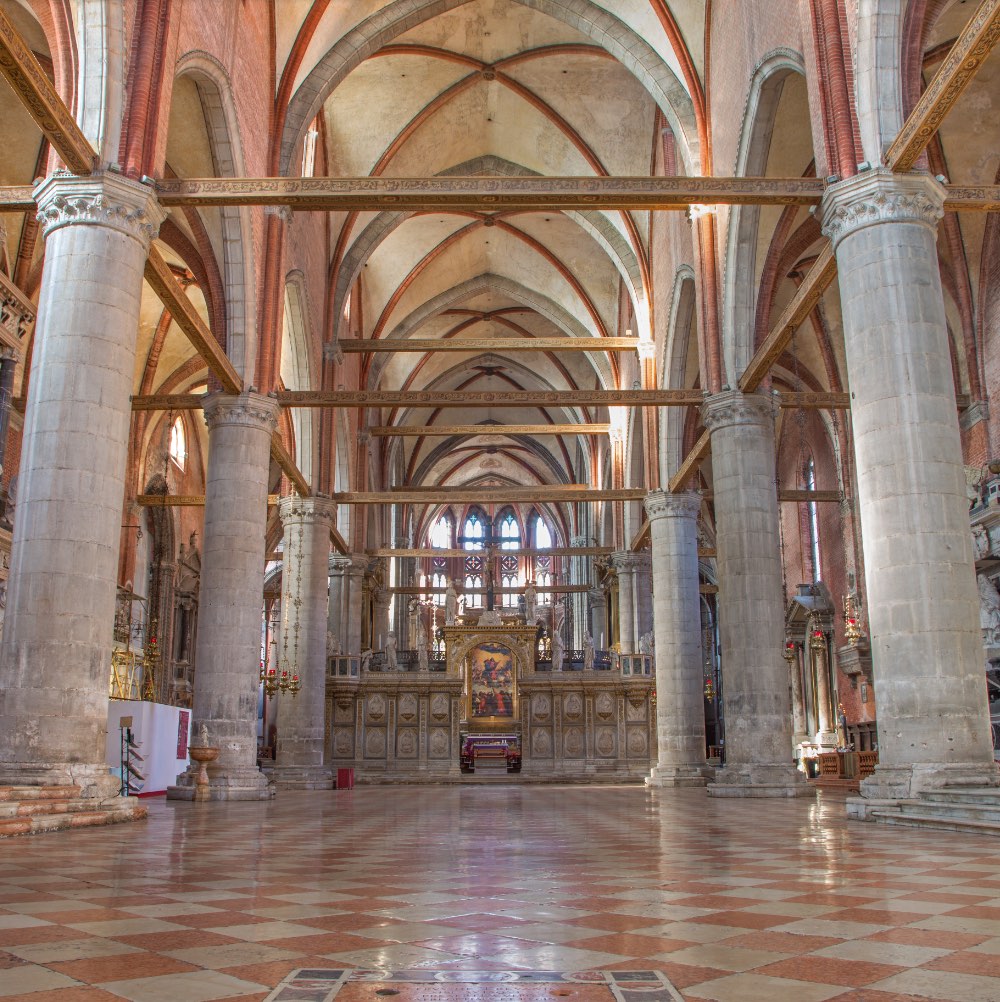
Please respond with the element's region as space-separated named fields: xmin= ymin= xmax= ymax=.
xmin=344 ymin=556 xmax=367 ymax=654
xmin=0 ymin=348 xmax=18 ymax=472
xmin=589 ymin=588 xmax=608 ymax=650
xmin=822 ymin=170 xmax=996 ymax=798
xmin=702 ymin=391 xmax=810 ymax=797
xmin=271 ymin=495 xmax=335 ymax=789
xmin=611 ymin=552 xmax=637 ymax=653
xmin=168 ymin=392 xmax=279 ymax=801
xmin=570 ymin=535 xmax=593 ymax=648
xmin=0 ymin=173 xmax=162 ymax=797
xmin=634 ymin=552 xmax=653 ymax=647
xmin=328 ymin=555 xmax=348 ymax=653
xmin=810 ymin=625 xmax=837 ymax=748
xmin=644 ymin=491 xmax=713 ymax=787
xmin=785 ymin=642 xmax=808 ymax=747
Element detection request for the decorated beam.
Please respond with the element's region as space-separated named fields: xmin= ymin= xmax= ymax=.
xmin=138 ymin=494 xmax=281 ymax=506
xmin=332 ymin=489 xmax=646 ymax=504
xmin=338 ymin=338 xmax=643 ymax=353
xmin=269 ymin=432 xmax=310 ymax=497
xmin=390 ymin=584 xmax=591 ymax=594
xmin=370 ymin=424 xmax=612 ymax=436
xmin=0 ymin=7 xmax=96 ymax=174
xmin=366 ymin=547 xmax=614 ymax=558
xmin=885 ymin=0 xmax=1000 ymax=171
xmin=153 ymin=175 xmax=825 ymax=210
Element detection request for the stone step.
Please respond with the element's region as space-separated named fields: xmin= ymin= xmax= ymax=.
xmin=0 ymin=798 xmax=147 ymax=838
xmin=921 ymin=787 xmax=1000 ymax=805
xmin=0 ymin=798 xmax=116 ymax=820
xmin=0 ymin=785 xmax=81 ymax=802
xmin=897 ymin=799 xmax=1000 ymax=823
xmin=871 ymin=809 xmax=1000 ymax=836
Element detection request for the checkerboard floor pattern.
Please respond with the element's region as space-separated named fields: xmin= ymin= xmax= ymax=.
xmin=2 ymin=785 xmax=1000 ymax=1000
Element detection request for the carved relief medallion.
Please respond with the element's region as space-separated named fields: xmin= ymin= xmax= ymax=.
xmin=398 ymin=693 xmax=418 ymax=722
xmin=365 ymin=728 xmax=386 ymax=757
xmin=429 ymin=728 xmax=449 ymax=758
xmin=626 ymin=727 xmax=648 ymax=757
xmin=564 ymin=693 xmax=583 ymax=720
xmin=333 ymin=731 xmax=353 ymax=757
xmin=533 ymin=693 xmax=551 ymax=721
xmin=430 ymin=694 xmax=450 ymax=721
xmin=532 ymin=728 xmax=553 ymax=757
xmin=595 ymin=727 xmax=616 ymax=757
xmin=563 ymin=727 xmax=584 ymax=757
xmin=595 ymin=692 xmax=615 ymax=720
xmin=397 ymin=729 xmax=417 ymax=758
xmin=367 ymin=694 xmax=386 ymax=723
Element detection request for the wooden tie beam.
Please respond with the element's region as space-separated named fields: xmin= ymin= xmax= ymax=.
xmin=338 ymin=338 xmax=643 ymax=353
xmin=333 ymin=489 xmax=646 ymax=504
xmin=367 ymin=546 xmax=613 ymax=558
xmin=371 ymin=424 xmax=612 ymax=436
xmin=269 ymin=432 xmax=310 ymax=497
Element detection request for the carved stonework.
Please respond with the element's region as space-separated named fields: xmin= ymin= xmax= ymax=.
xmin=278 ymin=494 xmax=337 ymax=527
xmin=595 ymin=692 xmax=615 ymax=721
xmin=702 ymin=390 xmax=775 ymax=434
xmin=595 ymin=727 xmax=616 ymax=757
xmin=365 ymin=728 xmax=386 ymax=757
xmin=397 ymin=729 xmax=417 ymax=758
xmin=398 ymin=693 xmax=418 ymax=722
xmin=626 ymin=727 xmax=648 ymax=757
xmin=333 ymin=730 xmax=353 ymax=757
xmin=430 ymin=693 xmax=449 ymax=721
xmin=366 ymin=693 xmax=386 ymax=723
xmin=821 ymin=169 xmax=945 ymax=248
xmin=532 ymin=693 xmax=551 ymax=722
xmin=203 ymin=391 xmax=279 ymax=434
xmin=532 ymin=728 xmax=553 ymax=757
xmin=644 ymin=489 xmax=701 ymax=522
xmin=563 ymin=693 xmax=583 ymax=720
xmin=429 ymin=728 xmax=449 ymax=758
xmin=34 ymin=172 xmax=164 ymax=244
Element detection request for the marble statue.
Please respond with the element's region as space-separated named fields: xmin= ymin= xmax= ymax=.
xmin=385 ymin=631 xmax=398 ymax=670
xmin=326 ymin=630 xmax=339 ymax=657
xmin=973 ymin=523 xmax=990 ymax=560
xmin=583 ymin=631 xmax=594 ymax=670
xmin=551 ymin=628 xmax=564 ymax=670
xmin=639 ymin=630 xmax=655 ymax=655
xmin=523 ymin=580 xmax=537 ymax=624
xmin=979 ymin=573 xmax=1000 ymax=648
xmin=445 ymin=579 xmax=458 ymax=625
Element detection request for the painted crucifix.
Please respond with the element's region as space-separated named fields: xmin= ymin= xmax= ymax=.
xmin=457 ymin=513 xmax=501 ymax=611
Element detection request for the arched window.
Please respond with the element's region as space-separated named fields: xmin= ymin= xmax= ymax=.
xmin=804 ymin=457 xmax=822 ymax=581
xmin=168 ymin=416 xmax=186 ymax=471
xmin=500 ymin=512 xmax=520 ymax=550
xmin=534 ymin=515 xmax=553 ymax=549
xmin=431 ymin=571 xmax=448 ymax=606
xmin=463 ymin=511 xmax=485 ymax=550
xmin=430 ymin=514 xmax=452 ymax=549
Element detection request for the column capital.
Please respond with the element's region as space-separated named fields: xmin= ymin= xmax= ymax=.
xmin=203 ymin=390 xmax=279 ymax=435
xmin=644 ymin=489 xmax=701 ymax=522
xmin=34 ymin=170 xmax=164 ymax=245
xmin=609 ymin=550 xmax=642 ymax=572
xmin=820 ymin=168 xmax=945 ymax=249
xmin=701 ymin=389 xmax=775 ymax=434
xmin=588 ymin=587 xmax=606 ymax=606
xmin=278 ymin=493 xmax=336 ymax=528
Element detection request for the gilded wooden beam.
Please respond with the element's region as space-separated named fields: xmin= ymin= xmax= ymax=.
xmin=154 ymin=175 xmax=826 ymax=210
xmin=339 ymin=338 xmax=644 ymax=353
xmin=366 ymin=546 xmax=613 ymax=558
xmin=392 ymin=484 xmax=588 ymax=494
xmin=143 ymin=249 xmax=243 ymax=395
xmin=0 ymin=8 xmax=96 ymax=174
xmin=282 ymin=389 xmax=697 ymax=408
xmin=332 ymin=489 xmax=646 ymax=504
xmin=371 ymin=424 xmax=612 ymax=436
xmin=131 ymin=393 xmax=204 ymax=411
xmin=885 ymin=0 xmax=1000 ymax=171
xmin=270 ymin=432 xmax=310 ymax=497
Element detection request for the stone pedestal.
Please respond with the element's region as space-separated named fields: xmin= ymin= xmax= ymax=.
xmin=822 ymin=170 xmax=997 ymax=799
xmin=0 ymin=173 xmax=162 ymax=798
xmin=270 ymin=495 xmax=335 ymax=790
xmin=168 ymin=392 xmax=279 ymax=801
xmin=702 ymin=391 xmax=811 ymax=797
xmin=644 ymin=491 xmax=712 ymax=787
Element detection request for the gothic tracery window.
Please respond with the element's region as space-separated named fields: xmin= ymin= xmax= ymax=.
xmin=168 ymin=416 xmax=186 ymax=471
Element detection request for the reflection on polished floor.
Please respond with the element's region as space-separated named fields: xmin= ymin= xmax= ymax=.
xmin=2 ymin=786 xmax=1000 ymax=1001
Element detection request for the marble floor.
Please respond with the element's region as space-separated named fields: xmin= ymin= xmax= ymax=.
xmin=2 ymin=785 xmax=1000 ymax=1001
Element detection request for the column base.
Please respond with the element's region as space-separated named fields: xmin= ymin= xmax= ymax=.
xmin=265 ymin=765 xmax=334 ymax=790
xmin=858 ymin=761 xmax=1000 ymax=801
xmin=167 ymin=765 xmax=275 ymax=802
xmin=646 ymin=763 xmax=714 ymax=788
xmin=0 ymin=762 xmax=120 ymax=800
xmin=708 ymin=764 xmax=815 ymax=798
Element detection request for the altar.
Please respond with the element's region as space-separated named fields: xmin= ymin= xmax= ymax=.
xmin=325 ymin=613 xmax=655 ymax=784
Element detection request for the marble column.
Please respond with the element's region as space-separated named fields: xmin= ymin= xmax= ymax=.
xmin=328 ymin=555 xmax=348 ymax=654
xmin=786 ymin=643 xmax=808 ymax=748
xmin=589 ymin=588 xmax=608 ymax=650
xmin=0 ymin=173 xmax=162 ymax=798
xmin=810 ymin=625 xmax=837 ymax=748
xmin=702 ymin=391 xmax=810 ymax=797
xmin=0 ymin=348 xmax=18 ymax=472
xmin=271 ymin=495 xmax=335 ymax=789
xmin=168 ymin=392 xmax=279 ymax=801
xmin=822 ymin=170 xmax=996 ymax=798
xmin=644 ymin=490 xmax=713 ymax=787
xmin=570 ymin=535 xmax=593 ymax=648
xmin=611 ymin=552 xmax=637 ymax=653
xmin=343 ymin=556 xmax=367 ymax=655
xmin=634 ymin=552 xmax=653 ymax=648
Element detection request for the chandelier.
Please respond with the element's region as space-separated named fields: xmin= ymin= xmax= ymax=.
xmin=260 ymin=516 xmax=302 ymax=697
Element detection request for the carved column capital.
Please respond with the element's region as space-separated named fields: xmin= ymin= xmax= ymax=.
xmin=644 ymin=489 xmax=701 ymax=522
xmin=701 ymin=389 xmax=775 ymax=434
xmin=34 ymin=171 xmax=164 ymax=245
xmin=278 ymin=494 xmax=337 ymax=528
xmin=609 ymin=551 xmax=641 ymax=573
xmin=820 ymin=168 xmax=945 ymax=249
xmin=203 ymin=391 xmax=279 ymax=435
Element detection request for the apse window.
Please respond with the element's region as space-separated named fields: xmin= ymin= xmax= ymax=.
xmin=169 ymin=416 xmax=186 ymax=471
